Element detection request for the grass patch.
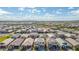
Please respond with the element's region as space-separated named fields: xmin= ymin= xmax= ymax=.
xmin=0 ymin=35 xmax=11 ymax=42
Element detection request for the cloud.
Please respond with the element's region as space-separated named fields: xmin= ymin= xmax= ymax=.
xmin=31 ymin=9 xmax=37 ymax=13
xmin=44 ymin=13 xmax=55 ymax=17
xmin=18 ymin=7 xmax=25 ymax=11
xmin=56 ymin=11 xmax=61 ymax=14
xmin=23 ymin=13 xmax=55 ymax=21
xmin=31 ymin=8 xmax=41 ymax=14
xmin=32 ymin=9 xmax=37 ymax=13
xmin=41 ymin=8 xmax=46 ymax=12
xmin=0 ymin=9 xmax=12 ymax=15
xmin=70 ymin=9 xmax=79 ymax=15
xmin=68 ymin=7 xmax=74 ymax=10
xmin=27 ymin=9 xmax=31 ymax=12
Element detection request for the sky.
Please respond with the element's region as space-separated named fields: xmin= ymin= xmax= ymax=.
xmin=0 ymin=7 xmax=79 ymax=21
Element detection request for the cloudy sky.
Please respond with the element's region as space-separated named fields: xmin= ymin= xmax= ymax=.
xmin=0 ymin=7 xmax=79 ymax=21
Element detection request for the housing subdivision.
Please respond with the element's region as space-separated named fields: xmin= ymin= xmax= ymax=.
xmin=0 ymin=21 xmax=79 ymax=51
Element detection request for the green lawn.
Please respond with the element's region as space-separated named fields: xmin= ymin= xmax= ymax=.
xmin=0 ymin=35 xmax=11 ymax=42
